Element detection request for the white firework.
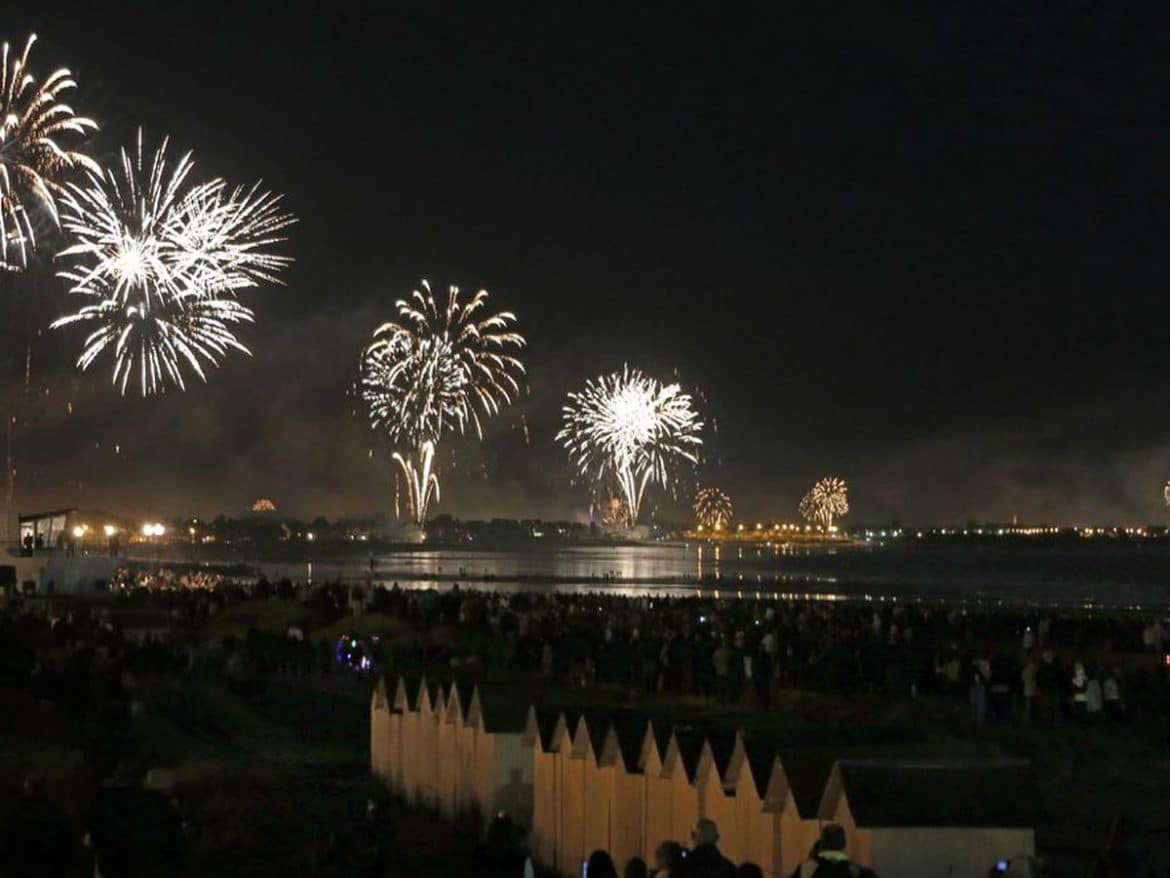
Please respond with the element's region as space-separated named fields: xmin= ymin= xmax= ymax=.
xmin=558 ymin=365 xmax=703 ymax=526
xmin=51 ymin=131 xmax=293 ymax=395
xmin=0 ymin=33 xmax=97 ymax=270
xmin=360 ymin=281 xmax=526 ymax=526
xmin=694 ymin=486 xmax=733 ymax=531
xmin=799 ymin=476 xmax=849 ymax=530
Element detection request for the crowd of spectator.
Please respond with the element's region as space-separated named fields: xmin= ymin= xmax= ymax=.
xmin=366 ymin=582 xmax=1170 ymax=727
xmin=3 ymin=571 xmax=1170 ymax=875
xmin=111 ymin=566 xmax=225 ymax=591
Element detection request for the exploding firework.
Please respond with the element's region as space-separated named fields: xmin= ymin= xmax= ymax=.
xmin=1164 ymin=481 xmax=1170 ymax=509
xmin=0 ymin=34 xmax=97 ymax=270
xmin=594 ymin=490 xmax=632 ymax=530
xmin=51 ymin=131 xmax=294 ymax=395
xmin=799 ymin=476 xmax=849 ymax=530
xmin=360 ymin=281 xmax=525 ymax=526
xmin=693 ymin=486 xmax=733 ymax=531
xmin=558 ymin=366 xmax=703 ymax=527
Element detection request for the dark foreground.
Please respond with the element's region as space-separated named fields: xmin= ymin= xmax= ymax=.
xmin=2 ymin=579 xmax=1169 ymax=876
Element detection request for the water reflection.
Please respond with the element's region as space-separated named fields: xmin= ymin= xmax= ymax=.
xmin=200 ymin=541 xmax=1170 ymax=608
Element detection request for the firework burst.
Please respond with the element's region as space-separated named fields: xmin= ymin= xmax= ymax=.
xmin=694 ymin=486 xmax=733 ymax=531
xmin=588 ymin=480 xmax=633 ymax=530
xmin=51 ymin=131 xmax=294 ymax=395
xmin=558 ymin=365 xmax=703 ymax=526
xmin=360 ymin=280 xmax=525 ymax=526
xmin=0 ymin=34 xmax=97 ymax=270
xmin=799 ymin=476 xmax=849 ymax=530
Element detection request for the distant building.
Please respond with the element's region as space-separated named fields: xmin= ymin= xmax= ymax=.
xmin=2 ymin=508 xmax=118 ymax=595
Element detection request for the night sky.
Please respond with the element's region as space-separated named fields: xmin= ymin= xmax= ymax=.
xmin=4 ymin=5 xmax=1170 ymax=525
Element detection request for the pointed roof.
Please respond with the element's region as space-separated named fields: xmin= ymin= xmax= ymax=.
xmin=570 ymin=714 xmax=603 ymax=762
xmin=741 ymin=740 xmax=781 ymax=807
xmin=550 ymin=709 xmax=581 ymax=752
xmin=466 ymin=684 xmax=530 ymax=733
xmin=371 ymin=674 xmax=389 ymax=712
xmin=663 ymin=728 xmax=705 ymax=782
xmin=778 ymin=749 xmax=841 ymax=819
xmin=413 ymin=674 xmax=435 ymax=713
xmin=454 ymin=679 xmax=474 ymax=719
xmin=524 ymin=706 xmax=562 ymax=751
xmin=601 ymin=716 xmax=648 ymax=773
xmin=695 ymin=732 xmax=738 ymax=792
xmin=639 ymin=719 xmax=670 ymax=771
xmin=579 ymin=714 xmax=609 ymax=762
xmin=819 ymin=759 xmax=1040 ymax=828
xmin=723 ymin=732 xmax=748 ymax=787
xmin=394 ymin=675 xmax=422 ymax=712
xmin=444 ymin=681 xmax=467 ymax=724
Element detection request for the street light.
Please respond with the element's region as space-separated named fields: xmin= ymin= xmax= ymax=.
xmin=103 ymin=524 xmax=116 ymax=538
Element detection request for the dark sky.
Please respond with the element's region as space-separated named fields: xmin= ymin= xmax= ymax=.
xmin=4 ymin=4 xmax=1170 ymax=525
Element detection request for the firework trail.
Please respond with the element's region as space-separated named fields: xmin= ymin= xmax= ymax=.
xmin=360 ymin=280 xmax=525 ymax=526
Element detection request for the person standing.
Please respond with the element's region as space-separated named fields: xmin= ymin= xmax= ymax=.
xmin=1021 ymin=653 xmax=1038 ymax=723
xmin=790 ymin=824 xmax=878 ymax=878
xmin=682 ymin=819 xmax=736 ymax=878
xmin=653 ymin=841 xmax=685 ymax=878
xmin=1085 ymin=667 xmax=1104 ymax=721
xmin=1103 ymin=668 xmax=1123 ymax=720
xmin=1036 ymin=650 xmax=1061 ymax=724
xmin=1071 ymin=661 xmax=1088 ymax=720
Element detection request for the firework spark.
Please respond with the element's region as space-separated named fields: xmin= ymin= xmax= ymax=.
xmin=0 ymin=34 xmax=97 ymax=270
xmin=51 ymin=131 xmax=293 ymax=395
xmin=558 ymin=365 xmax=703 ymax=526
xmin=360 ymin=280 xmax=525 ymax=526
xmin=597 ymin=493 xmax=631 ymax=530
xmin=694 ymin=486 xmax=733 ymax=531
xmin=799 ymin=476 xmax=849 ymax=530
xmin=1164 ymin=481 xmax=1170 ymax=509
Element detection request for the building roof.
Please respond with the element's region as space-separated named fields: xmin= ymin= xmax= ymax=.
xmin=665 ymin=729 xmax=705 ymax=782
xmin=820 ymin=759 xmax=1041 ymax=828
xmin=640 ymin=719 xmax=671 ymax=769
xmin=553 ymin=709 xmax=581 ymax=749
xmin=706 ymin=732 xmax=737 ymax=779
xmin=782 ymin=749 xmax=842 ymax=818
xmin=395 ymin=675 xmax=421 ymax=712
xmin=372 ymin=674 xmax=390 ymax=711
xmin=525 ymin=706 xmax=560 ymax=751
xmin=468 ymin=684 xmax=530 ymax=733
xmin=18 ymin=508 xmax=76 ymax=524
xmin=605 ymin=716 xmax=648 ymax=773
xmin=584 ymin=715 xmax=609 ymax=761
xmin=454 ymin=680 xmax=474 ymax=719
xmin=742 ymin=739 xmax=777 ymax=799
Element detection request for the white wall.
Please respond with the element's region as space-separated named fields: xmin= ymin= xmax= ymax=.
xmin=871 ymin=827 xmax=1035 ymax=878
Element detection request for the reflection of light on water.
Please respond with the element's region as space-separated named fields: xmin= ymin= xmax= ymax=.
xmin=379 ymin=576 xmax=848 ymax=601
xmin=231 ymin=542 xmax=1170 ymax=609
